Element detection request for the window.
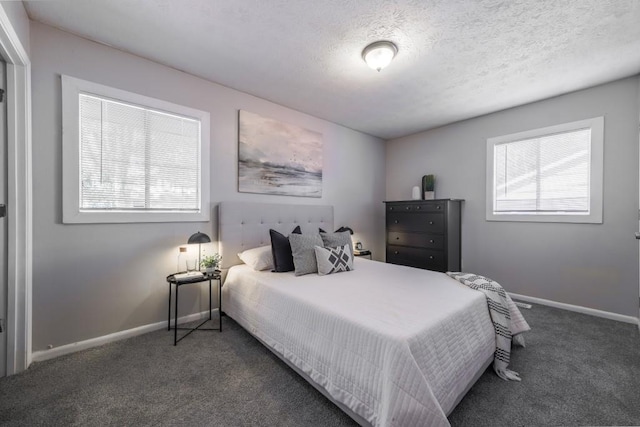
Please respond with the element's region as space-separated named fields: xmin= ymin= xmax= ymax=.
xmin=486 ymin=117 xmax=603 ymax=223
xmin=62 ymin=76 xmax=210 ymax=223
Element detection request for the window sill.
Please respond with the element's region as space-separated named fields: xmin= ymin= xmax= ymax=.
xmin=62 ymin=208 xmax=210 ymax=224
xmin=486 ymin=212 xmax=602 ymax=224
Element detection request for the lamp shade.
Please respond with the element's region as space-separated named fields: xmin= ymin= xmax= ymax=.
xmin=187 ymin=232 xmax=211 ymax=244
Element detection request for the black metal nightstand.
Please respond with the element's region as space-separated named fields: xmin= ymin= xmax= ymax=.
xmin=354 ymin=250 xmax=372 ymax=260
xmin=166 ymin=271 xmax=222 ymax=345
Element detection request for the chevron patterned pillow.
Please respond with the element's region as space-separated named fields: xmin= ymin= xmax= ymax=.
xmin=314 ymin=244 xmax=353 ymax=276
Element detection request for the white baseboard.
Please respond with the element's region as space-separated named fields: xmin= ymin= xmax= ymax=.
xmin=30 ymin=293 xmax=640 ymax=363
xmin=31 ymin=309 xmax=218 ymax=363
xmin=509 ymin=292 xmax=639 ymax=325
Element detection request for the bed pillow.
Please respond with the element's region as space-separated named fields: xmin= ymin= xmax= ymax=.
xmin=319 ymin=226 xmax=352 ymax=234
xmin=314 ymin=244 xmax=353 ymax=276
xmin=334 ymin=226 xmax=352 ymax=234
xmin=270 ymin=226 xmax=301 ymax=272
xmin=320 ymin=230 xmax=353 ymax=256
xmin=289 ymin=233 xmax=323 ymax=276
xmin=238 ymin=245 xmax=273 ymax=271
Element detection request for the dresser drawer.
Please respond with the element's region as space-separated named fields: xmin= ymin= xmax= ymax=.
xmin=386 ymin=245 xmax=446 ymax=272
xmin=387 ymin=232 xmax=444 ymax=249
xmin=386 ymin=202 xmax=446 ymax=213
xmin=386 ymin=213 xmax=444 ymax=233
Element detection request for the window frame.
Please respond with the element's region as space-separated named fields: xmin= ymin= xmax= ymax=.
xmin=62 ymin=75 xmax=210 ymax=224
xmin=486 ymin=117 xmax=604 ymax=224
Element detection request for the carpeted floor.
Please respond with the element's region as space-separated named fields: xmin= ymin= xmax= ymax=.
xmin=0 ymin=303 xmax=639 ymax=426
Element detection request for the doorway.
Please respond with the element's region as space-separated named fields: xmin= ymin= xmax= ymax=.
xmin=0 ymin=57 xmax=5 ymax=377
xmin=0 ymin=10 xmax=32 ymax=375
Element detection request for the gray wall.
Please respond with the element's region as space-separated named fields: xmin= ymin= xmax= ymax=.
xmin=30 ymin=21 xmax=386 ymax=351
xmin=386 ymin=77 xmax=640 ymax=317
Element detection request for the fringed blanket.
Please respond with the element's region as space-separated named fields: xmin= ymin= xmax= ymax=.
xmin=446 ymin=272 xmax=530 ymax=381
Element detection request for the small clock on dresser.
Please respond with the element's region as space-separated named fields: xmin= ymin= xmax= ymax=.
xmin=384 ymin=199 xmax=463 ymax=272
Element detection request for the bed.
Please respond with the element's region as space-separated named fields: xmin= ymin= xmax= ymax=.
xmin=218 ymin=201 xmax=499 ymax=426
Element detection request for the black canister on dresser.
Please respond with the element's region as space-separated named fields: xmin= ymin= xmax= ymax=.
xmin=384 ymin=199 xmax=462 ymax=272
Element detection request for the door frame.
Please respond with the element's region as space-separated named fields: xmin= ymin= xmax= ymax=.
xmin=0 ymin=8 xmax=32 ymax=375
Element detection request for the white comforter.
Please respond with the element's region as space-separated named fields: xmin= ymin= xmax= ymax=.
xmin=222 ymin=259 xmax=495 ymax=426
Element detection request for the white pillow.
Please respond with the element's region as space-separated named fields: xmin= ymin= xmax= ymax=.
xmin=238 ymin=245 xmax=273 ymax=271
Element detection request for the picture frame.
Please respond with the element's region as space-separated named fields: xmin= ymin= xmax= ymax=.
xmin=238 ymin=110 xmax=323 ymax=198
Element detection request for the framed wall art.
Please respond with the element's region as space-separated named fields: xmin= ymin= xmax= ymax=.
xmin=238 ymin=110 xmax=323 ymax=197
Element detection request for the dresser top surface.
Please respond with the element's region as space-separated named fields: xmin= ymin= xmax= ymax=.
xmin=383 ymin=199 xmax=464 ymax=203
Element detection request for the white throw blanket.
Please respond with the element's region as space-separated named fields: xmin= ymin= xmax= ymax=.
xmin=446 ymin=272 xmax=530 ymax=381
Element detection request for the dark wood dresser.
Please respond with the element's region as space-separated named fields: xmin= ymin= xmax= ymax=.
xmin=384 ymin=199 xmax=462 ymax=272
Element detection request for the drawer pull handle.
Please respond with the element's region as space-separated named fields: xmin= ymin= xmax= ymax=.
xmin=394 ymin=220 xmax=398 ymax=224
xmin=429 ymin=255 xmax=434 ymax=260
xmin=416 ymin=206 xmax=421 ymax=210
xmin=396 ymin=237 xmax=400 ymax=240
xmin=437 ymin=205 xmax=442 ymax=210
xmin=390 ymin=207 xmax=394 ymax=211
xmin=429 ymin=239 xmax=434 ymax=243
xmin=406 ymin=206 xmax=410 ymax=210
xmin=394 ymin=251 xmax=399 ymax=255
xmin=429 ymin=221 xmax=434 ymax=225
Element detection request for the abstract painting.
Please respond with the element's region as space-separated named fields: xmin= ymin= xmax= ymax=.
xmin=238 ymin=110 xmax=323 ymax=197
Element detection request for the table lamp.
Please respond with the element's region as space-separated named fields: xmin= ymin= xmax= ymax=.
xmin=187 ymin=231 xmax=211 ymax=271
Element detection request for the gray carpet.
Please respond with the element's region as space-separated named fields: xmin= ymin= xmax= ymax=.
xmin=0 ymin=303 xmax=639 ymax=426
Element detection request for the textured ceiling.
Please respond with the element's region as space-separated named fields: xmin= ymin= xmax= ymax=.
xmin=24 ymin=0 xmax=640 ymax=139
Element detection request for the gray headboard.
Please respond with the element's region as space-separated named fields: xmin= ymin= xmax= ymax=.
xmin=218 ymin=201 xmax=334 ymax=269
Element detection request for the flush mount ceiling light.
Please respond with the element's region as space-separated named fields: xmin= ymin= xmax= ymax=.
xmin=362 ymin=41 xmax=398 ymax=72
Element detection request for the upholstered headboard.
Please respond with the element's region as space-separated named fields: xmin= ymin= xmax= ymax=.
xmin=218 ymin=201 xmax=334 ymax=270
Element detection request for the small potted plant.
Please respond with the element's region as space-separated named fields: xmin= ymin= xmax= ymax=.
xmin=200 ymin=253 xmax=221 ymax=273
xmin=422 ymin=174 xmax=435 ymax=200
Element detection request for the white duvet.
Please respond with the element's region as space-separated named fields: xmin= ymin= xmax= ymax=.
xmin=222 ymin=259 xmax=495 ymax=426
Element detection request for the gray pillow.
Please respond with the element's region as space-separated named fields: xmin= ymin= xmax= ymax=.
xmin=289 ymin=233 xmax=323 ymax=276
xmin=314 ymin=244 xmax=354 ymax=276
xmin=320 ymin=231 xmax=353 ymax=256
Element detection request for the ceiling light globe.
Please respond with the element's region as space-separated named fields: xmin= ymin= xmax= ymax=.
xmin=362 ymin=41 xmax=398 ymax=72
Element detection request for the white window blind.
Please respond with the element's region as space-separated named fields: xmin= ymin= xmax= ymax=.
xmin=493 ymin=128 xmax=591 ymax=214
xmin=62 ymin=75 xmax=210 ymax=223
xmin=79 ymin=94 xmax=201 ymax=212
xmin=486 ymin=117 xmax=603 ymax=224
